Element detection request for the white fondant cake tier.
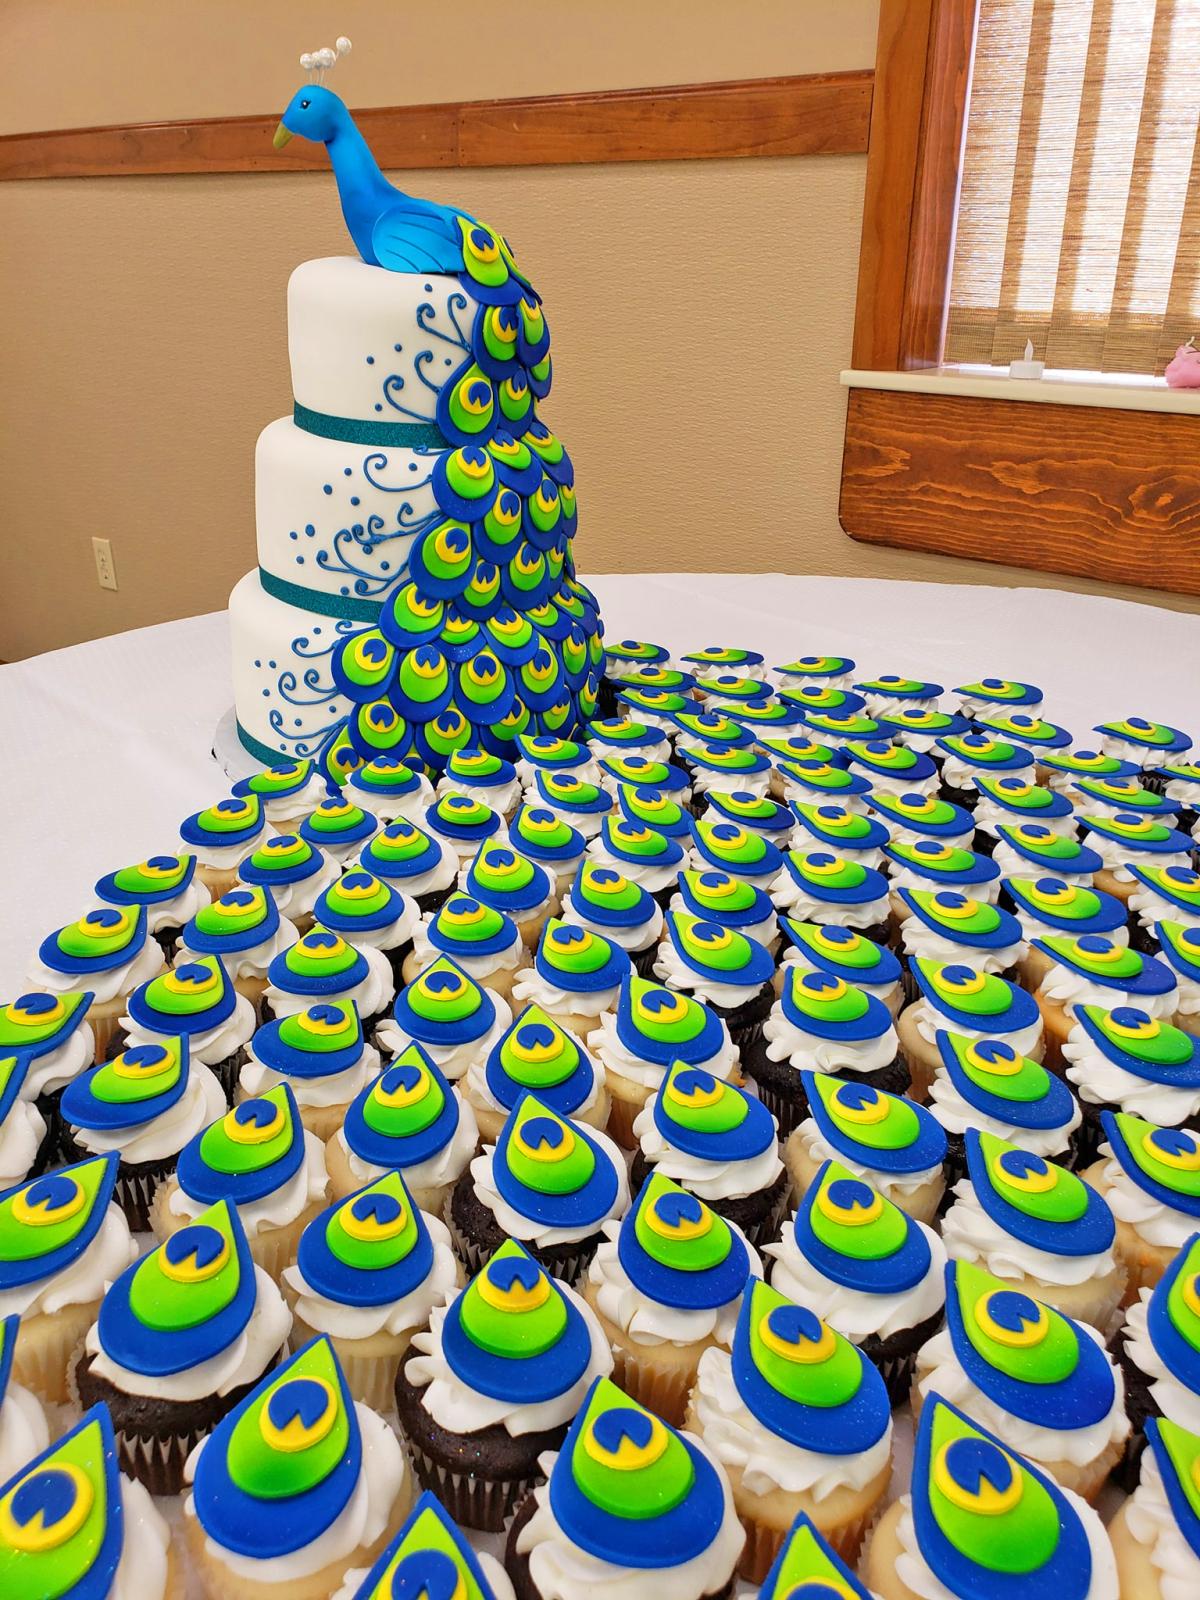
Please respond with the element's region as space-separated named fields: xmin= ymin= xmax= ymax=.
xmin=288 ymin=256 xmax=472 ymax=423
xmin=255 ymin=416 xmax=432 ymax=603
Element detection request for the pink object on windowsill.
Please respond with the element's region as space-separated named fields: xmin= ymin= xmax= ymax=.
xmin=1165 ymin=338 xmax=1200 ymax=388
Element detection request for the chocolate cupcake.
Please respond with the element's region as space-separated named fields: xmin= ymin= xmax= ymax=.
xmin=1079 ymin=811 xmax=1195 ymax=903
xmin=29 ymin=907 xmax=165 ymax=1063
xmin=896 ymin=888 xmax=1027 ymax=995
xmin=750 ymin=968 xmax=908 ymax=1132
xmin=406 ymin=895 xmax=524 ymax=1001
xmin=511 ymin=919 xmax=632 ymax=1036
xmin=1157 ymin=920 xmax=1200 ymax=1032
xmin=95 ymin=853 xmax=210 ymax=958
xmin=688 ymin=817 xmax=785 ymax=892
xmin=1128 ymin=863 xmax=1200 ymax=951
xmin=508 ymin=806 xmax=587 ymax=895
xmin=630 ymin=1060 xmax=788 ymax=1246
xmin=461 ymin=839 xmax=559 ymax=949
xmin=242 ymin=999 xmax=381 ymax=1142
xmin=299 ymin=795 xmax=381 ymax=865
xmin=1062 ymin=1005 xmax=1200 ymax=1161
xmin=379 ymin=956 xmax=511 ymax=1083
xmin=448 ymin=1093 xmax=629 ymax=1282
xmin=1085 ymin=1111 xmax=1200 ymax=1301
xmin=180 ymin=794 xmax=268 ymax=896
xmin=1005 ymin=875 xmax=1131 ymax=986
xmin=346 ymin=753 xmax=435 ymax=823
xmin=0 ymin=989 xmax=94 ymax=1165
xmin=788 ymin=804 xmax=890 ymax=869
xmin=178 ymin=884 xmax=300 ymax=1010
xmin=357 ymin=816 xmax=460 ymax=913
xmin=123 ymin=956 xmax=256 ymax=1102
xmin=896 ymin=960 xmax=1045 ymax=1098
xmin=237 ymin=833 xmax=341 ymax=928
xmin=765 ymin=1159 xmax=946 ymax=1403
xmin=75 ymin=1197 xmax=290 ymax=1493
xmin=771 ymin=852 xmax=893 ymax=945
xmin=505 ymin=1373 xmax=744 ymax=1600
xmin=398 ymin=1239 xmax=611 ymax=1530
xmin=865 ymin=789 xmax=975 ymax=850
xmin=936 ymin=731 xmax=1036 ymax=807
xmin=775 ymin=654 xmax=857 ymax=690
xmin=313 ymin=870 xmax=419 ymax=987
xmin=561 ymin=860 xmax=664 ymax=976
xmin=875 ymin=706 xmax=970 ymax=751
xmin=1113 ymin=1234 xmax=1200 ymax=1489
xmin=612 ymin=781 xmax=693 ymax=840
xmin=972 ymin=773 xmax=1076 ymax=851
xmin=263 ymin=926 xmax=396 ymax=1031
xmin=787 ymin=1071 xmax=948 ymax=1223
xmin=953 ymin=675 xmax=1044 ymax=718
xmin=653 ymin=912 xmax=775 ymax=1053
xmin=587 ymin=816 xmax=686 ymax=907
xmin=930 ymin=1030 xmax=1083 ymax=1179
xmin=776 ymin=919 xmax=904 ymax=1013
xmin=773 ymin=757 xmax=872 ymax=814
xmin=466 ymin=1004 xmax=609 ymax=1144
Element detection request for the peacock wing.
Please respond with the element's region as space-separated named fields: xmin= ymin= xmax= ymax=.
xmin=371 ymin=203 xmax=467 ymax=274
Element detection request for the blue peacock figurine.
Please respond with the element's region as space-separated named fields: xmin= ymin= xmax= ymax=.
xmin=272 ymin=38 xmax=604 ymax=783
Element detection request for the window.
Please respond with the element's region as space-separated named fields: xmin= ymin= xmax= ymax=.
xmin=944 ymin=0 xmax=1200 ymax=376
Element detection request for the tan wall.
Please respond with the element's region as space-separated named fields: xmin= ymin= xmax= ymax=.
xmin=2 ymin=0 xmax=1195 ymax=661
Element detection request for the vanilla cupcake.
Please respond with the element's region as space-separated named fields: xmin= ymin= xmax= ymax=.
xmin=181 ymin=794 xmax=268 ymax=895
xmin=263 ymin=926 xmax=395 ymax=1030
xmin=1063 ymin=1005 xmax=1200 ymax=1158
xmin=29 ymin=907 xmax=165 ymax=1060
xmin=1005 ymin=875 xmax=1131 ymax=986
xmin=777 ymin=918 xmax=904 ymax=1012
xmin=772 ymin=853 xmax=893 ymax=944
xmin=884 ymin=837 xmax=1002 ymax=909
xmin=866 ymin=789 xmax=975 ymax=849
xmin=465 ymin=1003 xmax=609 ymax=1144
xmin=942 ymin=1129 xmax=1125 ymax=1330
xmin=405 ymin=894 xmax=524 ymax=1000
xmin=241 ymin=999 xmax=380 ymax=1142
xmin=992 ymin=822 xmax=1104 ymax=886
xmin=1084 ymin=1111 xmax=1200 ymax=1298
xmin=1109 ymin=1415 xmax=1200 ymax=1600
xmin=913 ymin=1259 xmax=1129 ymax=1500
xmin=774 ymin=757 xmax=873 ymax=814
xmin=653 ymin=913 xmax=776 ymax=1051
xmin=1031 ymin=936 xmax=1178 ymax=1065
xmin=378 ymin=956 xmax=511 ymax=1082
xmin=930 ymin=1030 xmax=1083 ymax=1178
xmin=508 ymin=805 xmax=587 ymax=894
xmin=346 ymin=754 xmax=436 ymax=823
xmin=0 ymin=1313 xmax=49 ymax=1488
xmin=231 ymin=758 xmax=331 ymax=830
xmin=438 ymin=748 xmax=523 ymax=817
xmin=0 ymin=1057 xmax=46 ymax=1191
xmin=525 ymin=768 xmax=613 ymax=839
xmin=680 ymin=741 xmax=775 ymax=801
xmin=1128 ymin=862 xmax=1200 ymax=950
xmin=460 ymin=838 xmax=558 ymax=947
xmin=329 ymin=1045 xmax=479 ymax=1214
xmin=896 ymin=960 xmax=1045 ymax=1097
xmin=357 ymin=816 xmax=460 ymax=913
xmin=1080 ymin=811 xmax=1196 ymax=903
xmin=237 ymin=832 xmax=341 ymax=927
xmin=1112 ymin=1235 xmax=1200 ymax=1489
xmin=122 ymin=955 xmax=257 ymax=1102
xmin=587 ymin=816 xmax=686 ymax=907
xmin=937 ymin=730 xmax=1036 ymax=806
xmin=840 ymin=739 xmax=940 ymax=798
xmin=561 ymin=859 xmax=664 ymax=975
xmin=177 ymin=884 xmax=300 ymax=1010
xmin=95 ymin=853 xmax=211 ymax=957
xmin=972 ymin=773 xmax=1077 ymax=848
xmin=976 ymin=710 xmax=1073 ymax=759
xmin=1156 ymin=920 xmax=1200 ymax=1033
xmin=299 ymin=795 xmax=381 ymax=865
xmin=511 ymin=918 xmax=632 ymax=1035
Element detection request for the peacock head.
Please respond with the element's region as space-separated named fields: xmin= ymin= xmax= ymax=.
xmin=274 ymin=85 xmax=349 ymax=149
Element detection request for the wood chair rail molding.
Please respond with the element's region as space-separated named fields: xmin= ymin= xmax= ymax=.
xmin=0 ymin=71 xmax=873 ymax=181
xmin=841 ymin=388 xmax=1200 ymax=597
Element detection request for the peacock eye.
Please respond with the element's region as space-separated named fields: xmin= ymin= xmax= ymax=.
xmin=300 ymin=99 xmax=310 ymax=109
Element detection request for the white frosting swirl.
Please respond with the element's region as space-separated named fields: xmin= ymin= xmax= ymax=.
xmin=914 ymin=1322 xmax=1128 ymax=1466
xmin=377 ymin=1001 xmax=511 ymax=1083
xmin=762 ymin=1006 xmax=899 ymax=1076
xmin=245 ymin=853 xmax=342 ymax=920
xmin=1038 ymin=960 xmax=1177 ymax=1020
xmin=688 ymin=766 xmax=772 ymax=799
xmin=1094 ymin=1145 xmax=1200 ymax=1249
xmin=667 ymin=891 xmax=778 ymax=952
xmin=1124 ymin=1442 xmax=1200 ymax=1600
xmin=886 ymin=862 xmax=1001 ymax=905
xmin=1123 ymin=1290 xmax=1200 ymax=1432
xmin=354 ymin=836 xmax=459 ymax=900
xmin=177 ymin=916 xmax=300 ymax=982
xmin=333 ymin=1091 xmax=479 ymax=1194
xmin=1014 ymin=909 xmax=1130 ymax=949
xmin=940 ymin=754 xmax=1019 ymax=794
xmin=138 ymin=878 xmax=212 ymax=934
xmin=0 ymin=1098 xmax=46 ymax=1188
xmin=900 ymin=918 xmax=1026 ymax=975
xmin=515 ymin=755 xmax=601 ymax=787
xmin=909 ymin=997 xmax=1044 ymax=1058
xmin=70 ymin=1061 xmax=227 ymax=1164
xmin=991 ymin=841 xmax=1094 ymax=886
xmin=28 ymin=939 xmax=165 ymax=1008
xmin=769 ymin=870 xmax=891 ymax=928
xmin=283 ymin=1214 xmax=459 ymax=1339
xmin=327 ymin=894 xmax=421 ymax=955
xmin=404 ymin=1279 xmax=612 ymax=1435
xmin=410 ymin=914 xmax=522 ymax=980
xmin=973 ymin=799 xmax=1075 ymax=841
xmin=239 ymin=1038 xmax=381 ymax=1111
xmin=469 ymin=1126 xmax=629 ymax=1246
xmin=632 ymin=1102 xmax=782 ymax=1201
xmin=121 ymin=991 xmax=257 ymax=1069
xmin=353 ymin=776 xmax=435 ymax=825
xmin=765 ymin=1217 xmax=946 ymax=1342
xmin=651 ymin=940 xmax=768 ymax=1011
xmin=792 ymin=1116 xmax=938 ymax=1198
xmin=171 ymin=1129 xmax=328 ymax=1236
xmin=0 ymin=1206 xmax=137 ymax=1320
xmin=111 ymin=1476 xmax=173 ymax=1600
xmin=510 ymin=965 xmax=623 ymax=1023
xmin=587 ymin=732 xmax=672 ymax=764
xmin=521 ymin=789 xmax=608 ymax=840
xmin=85 ymin=1265 xmax=291 ymax=1400
xmin=515 ymin=1439 xmax=744 ymax=1600
xmin=563 ymin=890 xmax=663 ymax=952
xmin=185 ymin=1402 xmax=405 ymax=1580
xmin=0 ymin=1384 xmax=48 ymax=1488
xmin=465 ymin=1026 xmax=604 ymax=1123
xmin=1082 ymin=830 xmax=1193 ymax=885
xmin=588 ymin=838 xmax=680 ymax=893
xmin=780 ymin=948 xmax=903 ymax=1013
xmin=264 ymin=941 xmax=395 ymax=1021
xmin=586 ymin=1216 xmax=760 ymax=1346
xmin=257 ymin=775 xmax=332 ymax=825
xmin=437 ymin=774 xmax=523 ymax=816
xmin=180 ymin=827 xmax=267 ymax=871
xmin=19 ymin=1024 xmax=96 ymax=1099
xmin=927 ymin=1069 xmax=1079 ymax=1157
xmin=693 ymin=1343 xmax=893 ymax=1497
xmin=586 ymin=1009 xmax=738 ymax=1092
xmin=941 ymin=1178 xmax=1116 ymax=1287
xmin=1062 ymin=1025 xmax=1200 ymax=1123
xmin=854 ymin=768 xmax=938 ymax=800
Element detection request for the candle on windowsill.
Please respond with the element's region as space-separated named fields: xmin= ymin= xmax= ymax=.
xmin=1008 ymin=339 xmax=1045 ymax=380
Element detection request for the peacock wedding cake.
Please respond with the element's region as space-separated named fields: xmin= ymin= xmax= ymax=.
xmin=229 ymin=37 xmax=604 ymax=783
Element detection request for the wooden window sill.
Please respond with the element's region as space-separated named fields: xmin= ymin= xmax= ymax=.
xmin=841 ymin=368 xmax=1200 ymax=416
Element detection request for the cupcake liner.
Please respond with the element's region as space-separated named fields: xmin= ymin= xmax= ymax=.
xmin=58 ymin=1132 xmax=175 ymax=1233
xmin=862 ymin=1307 xmax=944 ymax=1410
xmin=1128 ymin=920 xmax=1160 ymax=955
xmin=150 ymin=1177 xmax=323 ymax=1281
xmin=206 ymin=1049 xmax=247 ymax=1105
xmin=631 ymin=943 xmax=662 ymax=978
xmin=604 ymin=1089 xmax=649 ymax=1150
xmin=151 ymin=925 xmax=184 ymax=961
xmin=385 ymin=939 xmax=415 ymax=989
xmin=607 ymin=1339 xmax=698 ymax=1428
xmin=14 ymin=1300 xmax=100 ymax=1404
xmin=402 ymin=1436 xmax=539 ymax=1533
xmin=288 ymin=1096 xmax=355 ymax=1145
xmin=290 ymin=1310 xmax=414 ymax=1413
xmin=444 ymin=1195 xmax=594 ymax=1288
xmin=417 ymin=883 xmax=456 ymax=917
xmin=738 ymin=1498 xmax=880 ymax=1587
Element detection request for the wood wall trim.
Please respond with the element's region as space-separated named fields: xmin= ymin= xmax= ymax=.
xmin=0 ymin=71 xmax=873 ymax=182
xmin=839 ymin=387 xmax=1200 ymax=596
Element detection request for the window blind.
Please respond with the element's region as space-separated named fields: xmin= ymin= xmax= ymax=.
xmin=944 ymin=0 xmax=1200 ymax=375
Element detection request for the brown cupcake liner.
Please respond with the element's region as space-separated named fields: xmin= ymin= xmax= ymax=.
xmin=443 ymin=1198 xmax=593 ymax=1289
xmin=402 ymin=1436 xmax=539 ymax=1532
xmin=608 ymin=1340 xmax=697 ymax=1428
xmin=58 ymin=1132 xmax=175 ymax=1233
xmin=605 ymin=1090 xmax=648 ymax=1150
xmin=738 ymin=1498 xmax=879 ymax=1587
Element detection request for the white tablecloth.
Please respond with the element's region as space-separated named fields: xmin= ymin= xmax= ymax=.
xmin=3 ymin=572 xmax=1199 ymax=993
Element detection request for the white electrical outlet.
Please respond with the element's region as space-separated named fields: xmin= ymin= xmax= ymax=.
xmin=92 ymin=537 xmax=118 ymax=591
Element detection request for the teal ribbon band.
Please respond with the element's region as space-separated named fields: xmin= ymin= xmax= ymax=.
xmin=258 ymin=567 xmax=383 ymax=622
xmin=293 ymin=402 xmax=446 ymax=449
xmin=237 ymin=719 xmax=310 ymax=769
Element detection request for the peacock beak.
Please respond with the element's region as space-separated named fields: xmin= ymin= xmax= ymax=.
xmin=272 ymin=121 xmax=294 ymax=150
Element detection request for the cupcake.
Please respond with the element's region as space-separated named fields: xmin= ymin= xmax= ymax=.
xmin=379 ymin=956 xmax=510 ymax=1083
xmin=630 ymin=1060 xmax=787 ymax=1245
xmin=1041 ymin=745 xmax=1140 ymax=794
xmin=0 ymin=1057 xmax=45 ymax=1192
xmin=774 ymin=758 xmax=873 ymax=813
xmin=524 ymin=769 xmax=612 ymax=839
xmin=231 ymin=759 xmax=331 ymax=829
xmin=776 ymin=655 xmax=857 ymax=690
xmin=841 ymin=740 xmax=940 ymax=798
xmin=450 ymin=1093 xmax=629 ymax=1281
xmin=237 ymin=833 xmax=341 ymax=928
xmin=1085 ymin=1111 xmax=1200 ymax=1299
xmin=241 ymin=1000 xmax=380 ymax=1141
xmin=1 ymin=1407 xmax=179 ymax=1598
xmin=937 ymin=731 xmax=1036 ymax=805
xmin=801 ymin=711 xmax=883 ymax=750
xmin=853 ymin=676 xmax=943 ymax=717
xmin=765 ymin=1159 xmax=946 ymax=1403
xmin=439 ymin=748 xmax=522 ymax=818
xmin=94 ymin=854 xmax=210 ymax=958
xmin=331 ymin=1045 xmax=478 ymax=1213
xmin=756 ymin=1512 xmax=878 ymax=1600
xmin=762 ymin=733 xmax=845 ymax=776
xmin=671 ymin=868 xmax=779 ymax=952
xmin=1128 ymin=863 xmax=1200 ymax=949
xmin=1095 ymin=716 xmax=1193 ymax=775
xmin=335 ymin=1490 xmax=517 ymax=1600
xmin=75 ymin=1198 xmax=291 ymax=1492
xmin=586 ymin=717 xmax=672 ymax=764
xmin=283 ymin=1170 xmax=458 ymax=1411
xmin=681 ymin=645 xmax=765 ymax=677
xmin=672 ymin=710 xmax=758 ymax=755
xmin=0 ymin=1154 xmax=137 ymax=1402
xmin=0 ymin=1313 xmax=49 ymax=1487
xmin=1113 ymin=1235 xmax=1200 ymax=1488
xmin=1005 ymin=875 xmax=1130 ymax=985
xmin=505 ymin=1373 xmax=744 ymax=1600
xmin=780 ymin=685 xmax=867 ymax=719
xmin=183 ymin=1335 xmax=411 ymax=1599
xmin=59 ymin=1036 xmax=226 ymax=1229
xmin=1063 ymin=1005 xmax=1200 ymax=1156
xmin=1074 ymin=775 xmax=1181 ymax=820
xmin=930 ymin=1031 xmax=1083 ymax=1178
xmin=776 ymin=919 xmax=905 ymax=1013
xmin=687 ymin=1275 xmax=892 ymax=1579
xmin=896 ymin=960 xmax=1045 ymax=1097
xmin=314 ymin=868 xmax=420 ymax=986
xmin=263 ymin=927 xmax=395 ymax=1031
xmin=346 ymin=753 xmax=435 ymax=822
xmin=679 ymin=742 xmax=774 ymax=801
xmin=29 ymin=908 xmax=164 ymax=1061
xmin=509 ymin=806 xmax=587 ymax=894
xmin=992 ymin=823 xmax=1103 ymax=887
xmin=299 ymin=795 xmax=381 ymax=865
xmin=587 ymin=973 xmax=738 ymax=1147
xmin=653 ymin=913 xmax=776 ymax=1051
xmin=1079 ymin=812 xmax=1195 ymax=902
xmin=612 ymin=782 xmax=693 ymax=839
xmin=512 ymin=919 xmax=632 ymax=1035
xmin=789 ymin=804 xmax=890 ymax=869
xmin=595 ymin=752 xmax=692 ymax=803
xmin=1157 ymin=920 xmax=1200 ymax=1033
xmin=689 ymin=818 xmax=785 ymax=892
xmin=772 ymin=852 xmax=893 ymax=944
xmin=1030 ymin=936 xmax=1177 ymax=1065
xmin=180 ymin=794 xmax=268 ymax=895
xmin=1108 ymin=1415 xmax=1200 ymax=1600
xmin=357 ymin=817 xmax=460 ymax=913
xmin=913 ymin=1258 xmax=1129 ymax=1500
xmin=866 ymin=789 xmax=976 ymax=849
xmin=863 ymin=1395 xmax=1114 ymax=1600
xmin=461 ymin=840 xmax=558 ymax=949
xmin=0 ymin=990 xmax=92 ymax=1165
xmin=178 ymin=884 xmax=300 ymax=1010
xmin=406 ymin=895 xmax=524 ymax=1000
xmin=787 ymin=1072 xmax=948 ymax=1224
xmin=604 ymin=638 xmax=672 ymax=675
xmin=615 ymin=687 xmax=693 ymax=731
xmin=876 ymin=706 xmax=970 ymax=750
xmin=467 ymin=1004 xmax=609 ymax=1143
xmin=582 ymin=1171 xmax=758 ymax=1423
xmin=561 ymin=860 xmax=664 ymax=976
xmin=897 ymin=888 xmax=1027 ymax=991
xmin=587 ymin=816 xmax=686 ymax=907
xmin=973 ymin=773 xmax=1077 ymax=847
xmin=976 ymin=711 xmax=1073 ymax=756
xmin=883 ymin=837 xmax=1002 ymax=909
xmin=398 ymin=1239 xmax=612 ymax=1530
xmin=123 ymin=956 xmax=256 ymax=1102
xmin=941 ymin=1129 xmax=1125 ymax=1330
xmin=695 ymin=671 xmax=775 ymax=706
xmin=954 ymin=676 xmax=1045 ymax=717
xmin=750 ymin=968 xmax=908 ymax=1131
xmin=514 ymin=734 xmax=600 ymax=787
xmin=155 ymin=1083 xmax=329 ymax=1278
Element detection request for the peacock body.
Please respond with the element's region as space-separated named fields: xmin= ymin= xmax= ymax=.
xmin=270 ymin=84 xmax=603 ymax=785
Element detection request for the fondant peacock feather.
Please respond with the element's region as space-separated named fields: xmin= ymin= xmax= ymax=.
xmin=274 ymin=42 xmax=603 ymax=784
